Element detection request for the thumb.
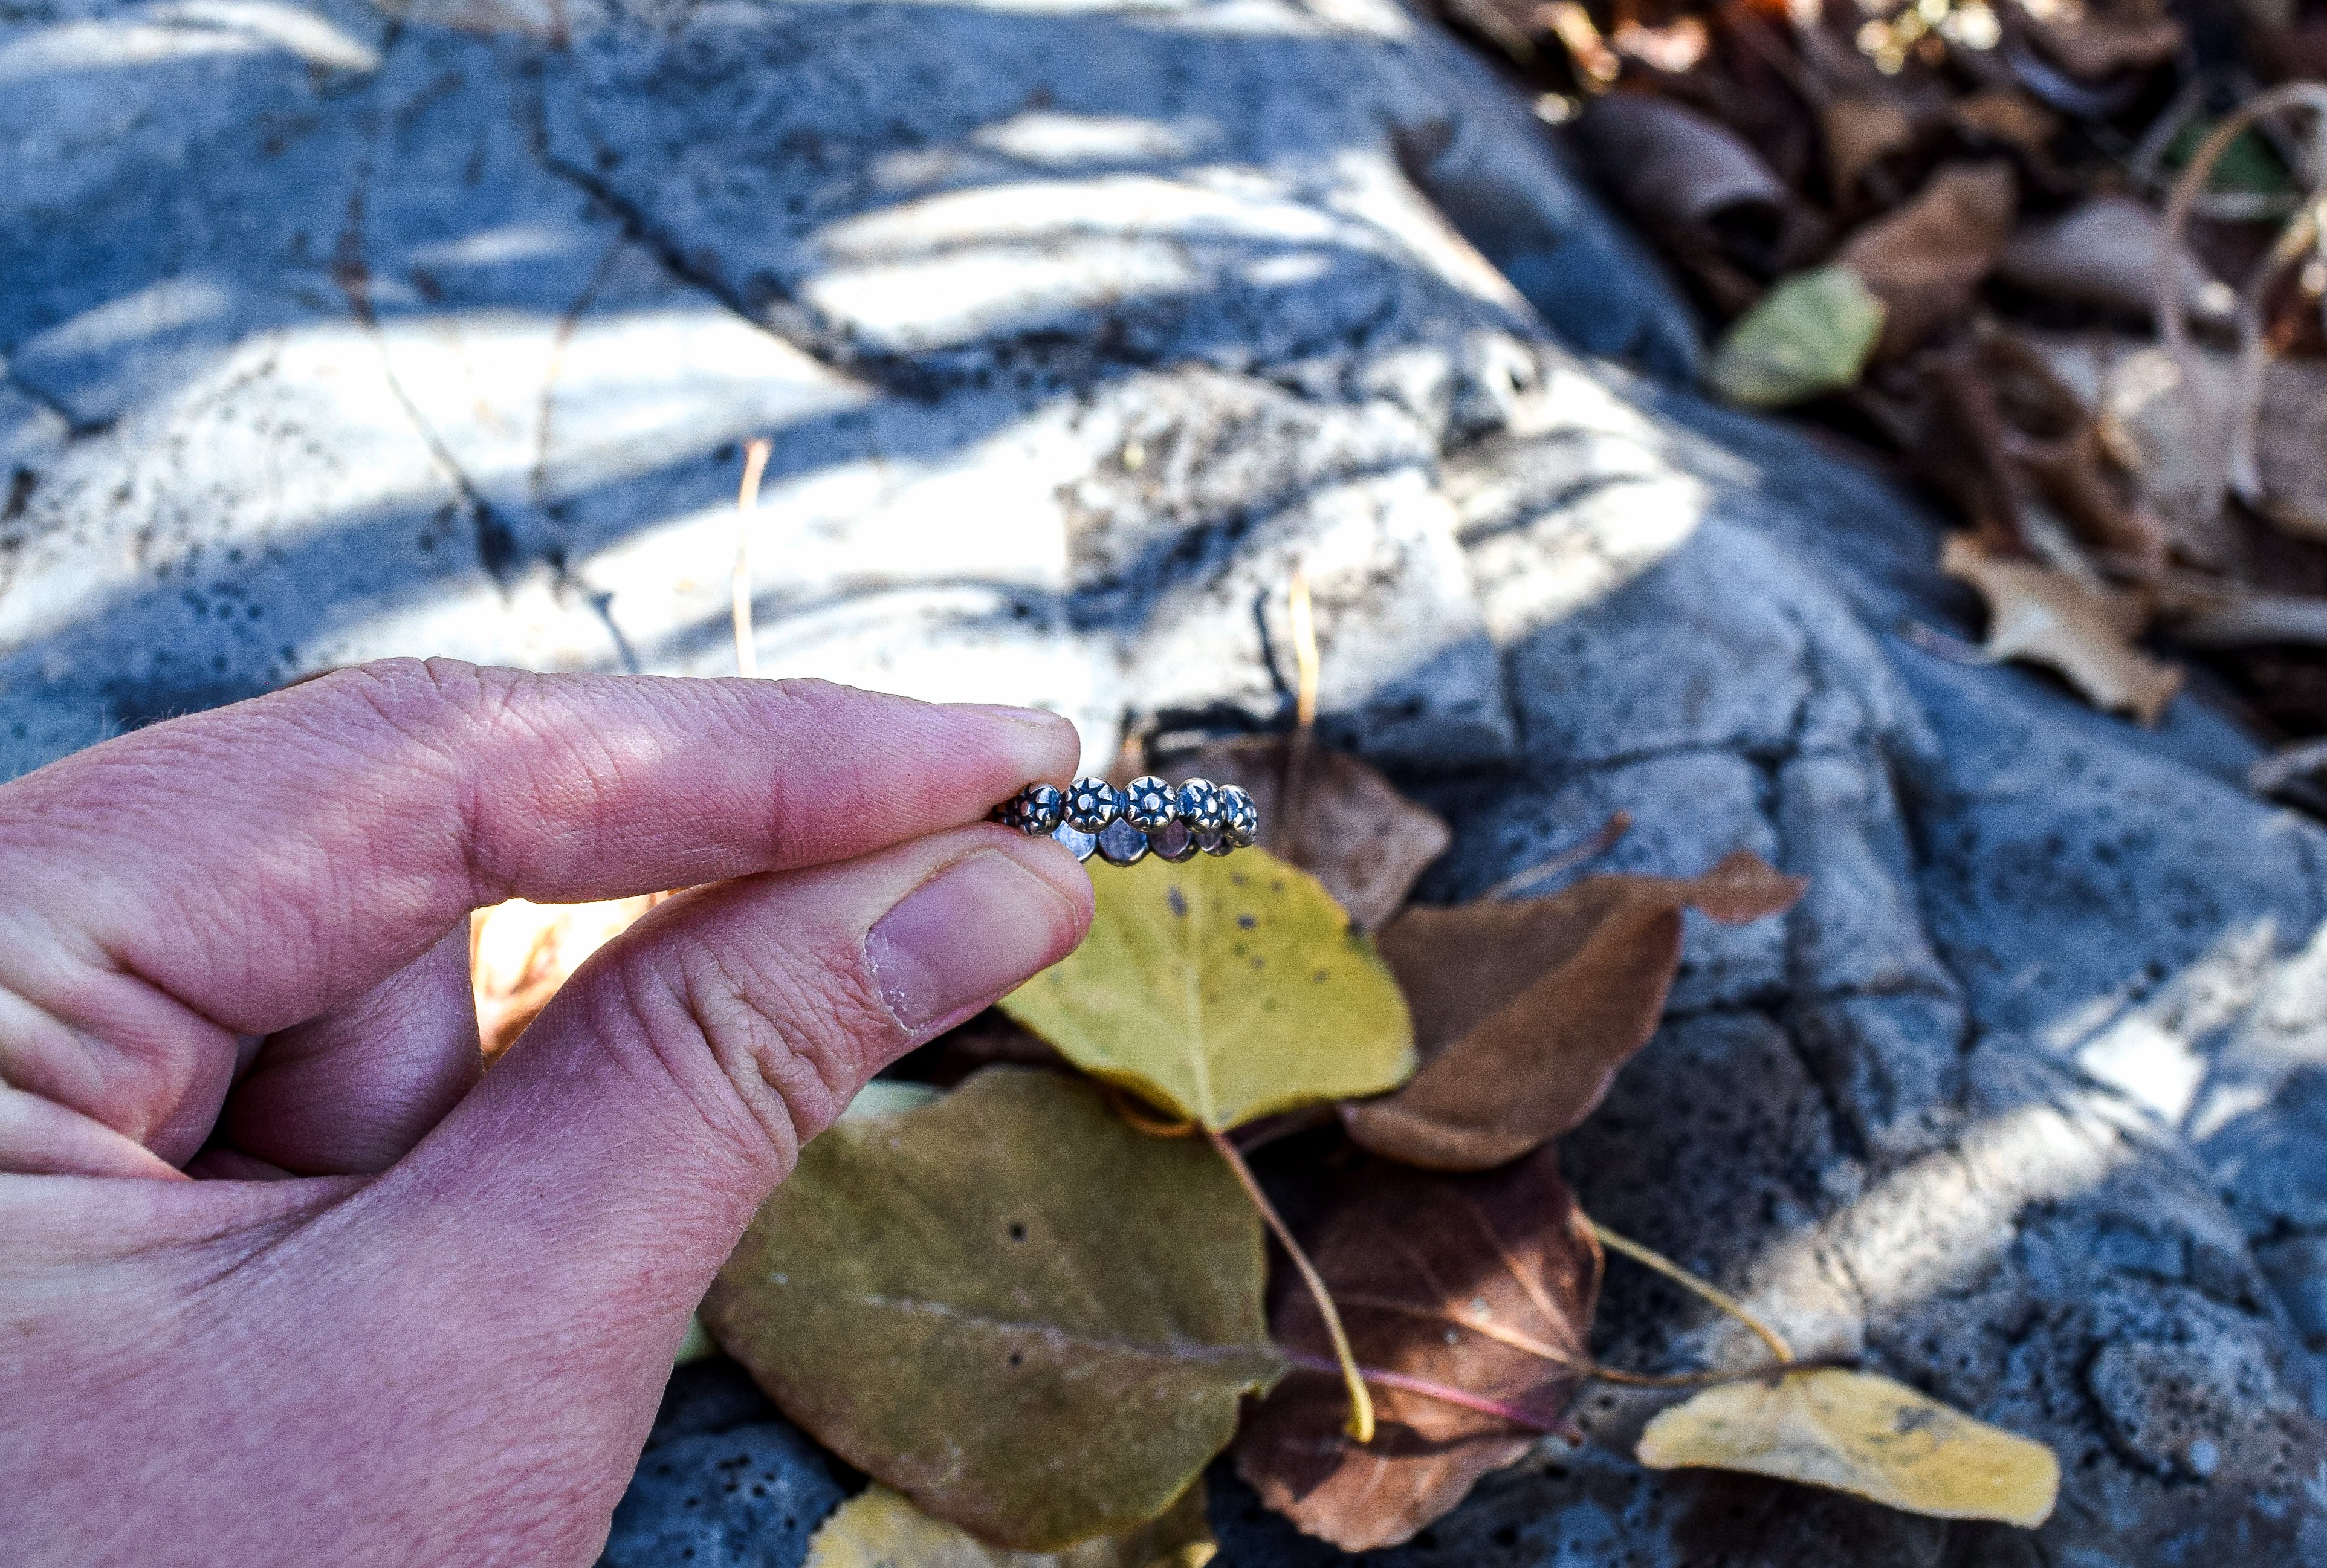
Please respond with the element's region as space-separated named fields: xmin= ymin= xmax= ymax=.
xmin=386 ymin=818 xmax=1088 ymax=1283
xmin=317 ymin=825 xmax=1089 ymax=1502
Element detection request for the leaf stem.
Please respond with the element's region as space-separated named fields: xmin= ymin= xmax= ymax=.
xmin=1585 ymin=1353 xmax=1856 ymax=1388
xmin=1206 ymin=1128 xmax=1375 ymax=1443
xmin=1101 ymin=1083 xmax=1199 ymax=1138
xmin=1590 ymin=1220 xmax=1795 ymax=1364
xmin=1277 ymin=1349 xmax=1556 ymax=1431
xmin=1484 ymin=810 xmax=1634 ymax=900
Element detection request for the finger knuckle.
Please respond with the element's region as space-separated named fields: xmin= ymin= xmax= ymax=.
xmin=617 ymin=928 xmax=899 ymax=1171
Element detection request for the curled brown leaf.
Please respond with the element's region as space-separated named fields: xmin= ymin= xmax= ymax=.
xmin=1341 ymin=850 xmax=1805 ymax=1171
xmin=1168 ymin=736 xmax=1449 ymax=931
xmin=1941 ymin=532 xmax=2182 ymax=723
xmin=1841 ymin=163 xmax=2018 ymax=359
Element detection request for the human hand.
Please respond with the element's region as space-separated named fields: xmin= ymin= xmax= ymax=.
xmin=0 ymin=661 xmax=1092 ymax=1565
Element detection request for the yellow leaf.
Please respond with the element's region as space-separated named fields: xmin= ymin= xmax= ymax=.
xmin=804 ymin=1483 xmax=1215 ymax=1568
xmin=1636 ymin=1368 xmax=2060 ymax=1526
xmin=1941 ymin=533 xmax=2181 ymax=724
xmin=1000 ymin=848 xmax=1415 ymax=1131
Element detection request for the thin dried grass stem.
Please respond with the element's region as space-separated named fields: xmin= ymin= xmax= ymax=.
xmin=2158 ymin=85 xmax=2327 ymax=519
xmin=1208 ymin=1127 xmax=1376 ymax=1443
xmin=1277 ymin=1349 xmax=1558 ymax=1431
xmin=1591 ymin=1220 xmax=1795 ymax=1364
xmin=1276 ymin=566 xmax=1321 ymax=853
xmin=1486 ymin=811 xmax=1635 ymax=899
xmin=732 ymin=438 xmax=772 ymax=678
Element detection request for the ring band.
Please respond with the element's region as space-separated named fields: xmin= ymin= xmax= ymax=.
xmin=992 ymin=776 xmax=1259 ymax=865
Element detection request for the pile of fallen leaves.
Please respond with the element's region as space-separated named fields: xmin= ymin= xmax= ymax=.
xmin=472 ymin=739 xmax=2062 ymax=1563
xmin=1442 ymin=0 xmax=2327 ymax=760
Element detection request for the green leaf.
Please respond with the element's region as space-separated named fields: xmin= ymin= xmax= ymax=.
xmin=803 ymin=1482 xmax=1217 ymax=1568
xmin=703 ymin=1069 xmax=1280 ymax=1551
xmin=1708 ymin=266 xmax=1887 ymax=407
xmin=999 ymin=848 xmax=1416 ymax=1130
xmin=2163 ymin=117 xmax=2290 ymax=195
xmin=672 ymin=1314 xmax=716 ymax=1367
xmin=840 ymin=1078 xmax=945 ymax=1121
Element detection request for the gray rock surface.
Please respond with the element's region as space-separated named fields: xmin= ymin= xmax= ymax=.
xmin=601 ymin=1361 xmax=844 ymax=1568
xmin=7 ymin=1 xmax=2327 ymax=1564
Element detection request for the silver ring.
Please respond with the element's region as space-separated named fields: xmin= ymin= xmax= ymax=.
xmin=992 ymin=776 xmax=1258 ymax=864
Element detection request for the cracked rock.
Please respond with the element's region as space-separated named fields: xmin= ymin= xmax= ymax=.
xmin=7 ymin=0 xmax=2327 ymax=1563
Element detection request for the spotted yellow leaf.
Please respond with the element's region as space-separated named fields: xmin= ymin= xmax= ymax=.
xmin=1636 ymin=1368 xmax=2059 ymax=1526
xmin=1000 ymin=847 xmax=1414 ymax=1131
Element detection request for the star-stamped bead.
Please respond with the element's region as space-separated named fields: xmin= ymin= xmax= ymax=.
xmin=1122 ymin=775 xmax=1176 ymax=832
xmin=1175 ymin=777 xmax=1225 ymax=832
xmin=1218 ymin=784 xmax=1258 ymax=847
xmin=1015 ymin=782 xmax=1065 ymax=835
xmin=1061 ymin=776 xmax=1122 ymax=833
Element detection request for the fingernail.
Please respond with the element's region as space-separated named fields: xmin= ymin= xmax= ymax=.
xmin=943 ymin=701 xmax=1073 ymax=735
xmin=865 ymin=848 xmax=1086 ymax=1031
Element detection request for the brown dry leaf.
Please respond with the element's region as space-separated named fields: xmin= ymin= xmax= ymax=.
xmin=1842 ymin=163 xmax=2018 ymax=358
xmin=2011 ymin=0 xmax=2183 ymax=80
xmin=1235 ymin=1147 xmax=1600 ymax=1551
xmin=1996 ymin=196 xmax=2228 ymax=323
xmin=1637 ymin=1367 xmax=2060 ymax=1525
xmin=1173 ymin=736 xmax=1449 ymax=931
xmin=1941 ymin=533 xmax=2182 ymax=722
xmin=470 ymin=893 xmax=663 ymax=1057
xmin=1571 ymin=93 xmax=1789 ymax=240
xmin=1824 ymin=94 xmax=1921 ymax=201
xmin=1341 ymin=851 xmax=1805 ymax=1171
xmin=1950 ymin=91 xmax=2059 ymax=155
xmin=1977 ymin=329 xmax=2172 ymax=574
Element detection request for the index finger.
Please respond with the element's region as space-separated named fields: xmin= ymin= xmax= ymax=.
xmin=0 ymin=659 xmax=1078 ymax=1037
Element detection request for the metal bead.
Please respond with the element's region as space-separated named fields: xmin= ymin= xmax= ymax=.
xmin=1062 ymin=776 xmax=1122 ymax=833
xmin=1095 ymin=817 xmax=1150 ymax=867
xmin=1123 ymin=774 xmax=1177 ymax=832
xmin=1017 ymin=782 xmax=1065 ymax=835
xmin=1052 ymin=823 xmax=1098 ymax=861
xmin=1175 ymin=777 xmax=1225 ymax=832
xmin=1149 ymin=819 xmax=1198 ymax=863
xmin=1218 ymin=784 xmax=1258 ymax=847
xmin=1196 ymin=829 xmax=1232 ymax=856
xmin=989 ymin=795 xmax=1022 ymax=828
xmin=1218 ymin=794 xmax=1257 ymax=848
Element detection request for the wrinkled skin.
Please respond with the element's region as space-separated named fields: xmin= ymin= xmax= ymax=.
xmin=0 ymin=660 xmax=1092 ymax=1566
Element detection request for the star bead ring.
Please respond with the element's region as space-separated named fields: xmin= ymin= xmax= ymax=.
xmin=992 ymin=777 xmax=1262 ymax=864
xmin=1176 ymin=778 xmax=1224 ymax=832
xmin=1061 ymin=777 xmax=1121 ymax=833
xmin=1123 ymin=776 xmax=1176 ymax=832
